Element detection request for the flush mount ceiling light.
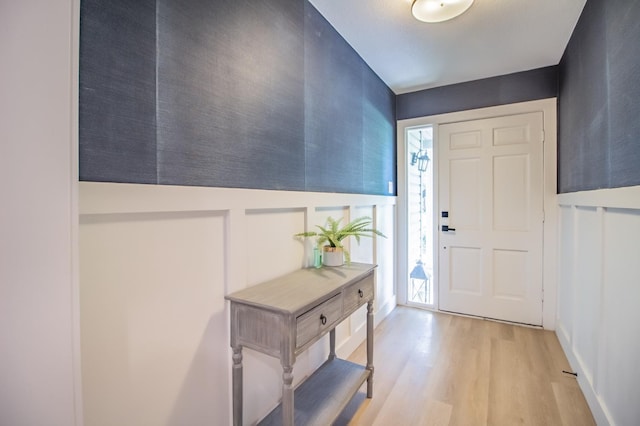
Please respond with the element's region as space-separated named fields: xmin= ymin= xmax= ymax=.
xmin=412 ymin=0 xmax=475 ymax=23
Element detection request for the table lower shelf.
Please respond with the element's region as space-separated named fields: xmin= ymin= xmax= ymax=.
xmin=258 ymin=358 xmax=370 ymax=426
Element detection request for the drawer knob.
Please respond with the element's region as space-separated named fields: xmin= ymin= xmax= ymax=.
xmin=358 ymin=289 xmax=364 ymax=298
xmin=320 ymin=314 xmax=327 ymax=325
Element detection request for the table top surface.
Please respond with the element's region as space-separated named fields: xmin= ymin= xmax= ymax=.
xmin=225 ymin=263 xmax=376 ymax=315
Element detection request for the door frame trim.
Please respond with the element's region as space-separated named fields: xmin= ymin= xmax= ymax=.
xmin=396 ymin=98 xmax=558 ymax=330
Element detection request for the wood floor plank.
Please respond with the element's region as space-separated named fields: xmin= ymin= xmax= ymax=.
xmin=342 ymin=307 xmax=594 ymax=426
xmin=552 ymin=381 xmax=597 ymax=426
xmin=344 ymin=308 xmax=425 ymax=424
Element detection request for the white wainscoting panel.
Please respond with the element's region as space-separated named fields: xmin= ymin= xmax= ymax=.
xmin=245 ymin=208 xmax=307 ymax=284
xmin=557 ymin=186 xmax=640 ymax=426
xmin=79 ymin=182 xmax=396 ymax=426
xmin=80 ymin=211 xmax=228 ymax=425
xmin=600 ymin=208 xmax=640 ymax=426
xmin=573 ymin=207 xmax=601 ymax=386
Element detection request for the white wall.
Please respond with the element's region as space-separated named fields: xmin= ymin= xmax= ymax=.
xmin=557 ymin=186 xmax=640 ymax=426
xmin=79 ymin=182 xmax=396 ymax=425
xmin=0 ymin=1 xmax=81 ymax=425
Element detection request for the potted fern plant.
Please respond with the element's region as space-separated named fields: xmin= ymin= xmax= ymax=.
xmin=295 ymin=216 xmax=386 ymax=266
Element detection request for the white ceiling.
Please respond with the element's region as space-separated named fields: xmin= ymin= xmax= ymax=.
xmin=308 ymin=0 xmax=586 ymax=94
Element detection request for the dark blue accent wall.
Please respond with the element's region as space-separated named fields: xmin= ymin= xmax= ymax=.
xmin=156 ymin=0 xmax=306 ymax=190
xmin=79 ymin=0 xmax=396 ymax=195
xmin=558 ymin=0 xmax=640 ymax=193
xmin=79 ymin=0 xmax=158 ymax=184
xmin=303 ymin=4 xmax=363 ymax=193
xmin=396 ymin=66 xmax=558 ymax=120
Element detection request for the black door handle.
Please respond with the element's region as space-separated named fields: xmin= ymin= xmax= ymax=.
xmin=441 ymin=225 xmax=456 ymax=232
xmin=320 ymin=314 xmax=327 ymax=325
xmin=358 ymin=289 xmax=364 ymax=298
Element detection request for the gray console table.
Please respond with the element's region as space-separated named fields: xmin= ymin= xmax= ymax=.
xmin=225 ymin=263 xmax=376 ymax=426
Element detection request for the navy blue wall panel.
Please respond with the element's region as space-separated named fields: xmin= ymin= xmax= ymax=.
xmin=79 ymin=0 xmax=396 ymax=195
xmin=303 ymin=4 xmax=396 ymax=195
xmin=603 ymin=0 xmax=640 ymax=189
xmin=559 ymin=0 xmax=609 ymax=193
xmin=157 ymin=0 xmax=305 ymax=190
xmin=363 ymin=65 xmax=396 ymax=195
xmin=304 ymin=4 xmax=364 ymax=193
xmin=396 ymin=66 xmax=558 ymax=121
xmin=559 ymin=0 xmax=640 ymax=192
xmin=79 ymin=0 xmax=157 ymax=183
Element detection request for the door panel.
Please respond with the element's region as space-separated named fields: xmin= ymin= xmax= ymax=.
xmin=493 ymin=154 xmax=529 ymax=231
xmin=450 ymin=130 xmax=482 ymax=149
xmin=492 ymin=249 xmax=527 ymax=298
xmin=438 ymin=112 xmax=544 ymax=325
xmin=449 ymin=247 xmax=482 ymax=295
xmin=493 ymin=123 xmax=531 ymax=146
xmin=450 ymin=158 xmax=481 ymax=229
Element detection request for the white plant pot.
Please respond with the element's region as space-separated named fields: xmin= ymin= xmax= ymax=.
xmin=322 ymin=246 xmax=344 ymax=267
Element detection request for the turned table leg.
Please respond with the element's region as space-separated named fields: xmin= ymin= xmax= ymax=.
xmin=232 ymin=346 xmax=243 ymax=426
xmin=366 ymin=300 xmax=374 ymax=398
xmin=282 ymin=364 xmax=294 ymax=426
xmin=329 ymin=328 xmax=336 ymax=361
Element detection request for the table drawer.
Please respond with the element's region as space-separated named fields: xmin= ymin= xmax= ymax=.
xmin=343 ymin=274 xmax=374 ymax=314
xmin=296 ymin=293 xmax=342 ymax=348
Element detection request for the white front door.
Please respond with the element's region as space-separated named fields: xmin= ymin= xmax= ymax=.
xmin=438 ymin=112 xmax=544 ymax=325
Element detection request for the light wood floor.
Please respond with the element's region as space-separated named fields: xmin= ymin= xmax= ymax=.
xmin=336 ymin=306 xmax=595 ymax=426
